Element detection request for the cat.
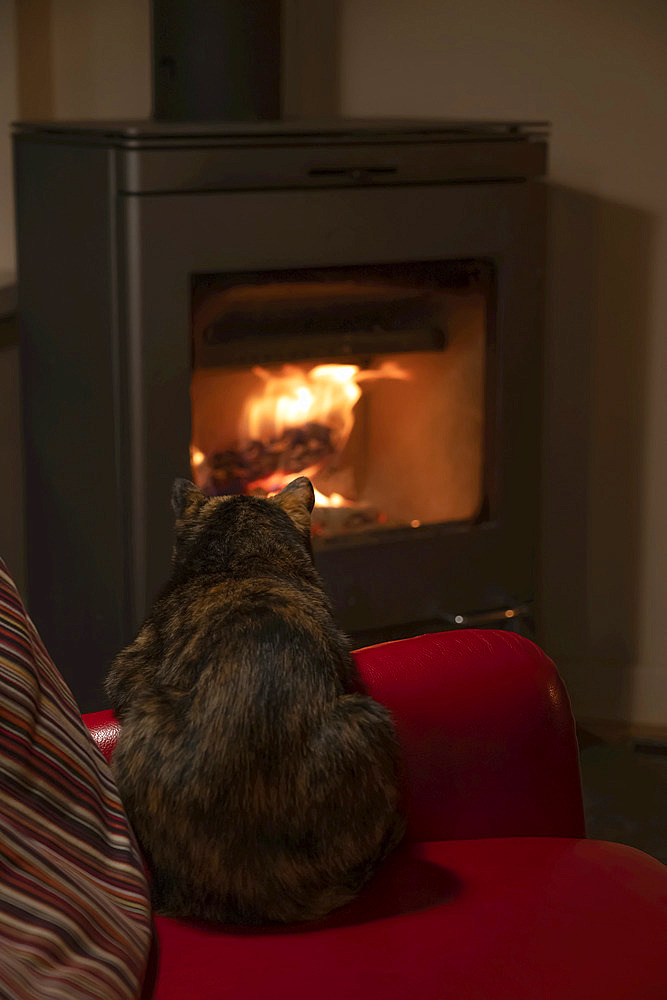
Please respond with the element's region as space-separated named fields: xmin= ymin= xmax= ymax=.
xmin=105 ymin=476 xmax=405 ymax=925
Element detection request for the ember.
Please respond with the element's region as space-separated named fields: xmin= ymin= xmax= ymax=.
xmin=206 ymin=421 xmax=334 ymax=495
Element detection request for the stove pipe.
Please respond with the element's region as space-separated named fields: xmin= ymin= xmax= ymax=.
xmin=152 ymin=0 xmax=282 ymax=121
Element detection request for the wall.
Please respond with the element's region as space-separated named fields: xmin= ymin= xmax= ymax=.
xmin=339 ymin=0 xmax=667 ymax=726
xmin=15 ymin=0 xmax=151 ymax=120
xmin=49 ymin=0 xmax=151 ymax=118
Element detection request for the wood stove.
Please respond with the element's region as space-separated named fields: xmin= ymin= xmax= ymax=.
xmin=14 ymin=119 xmax=547 ymax=711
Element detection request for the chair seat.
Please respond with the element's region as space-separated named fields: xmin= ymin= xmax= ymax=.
xmin=152 ymin=836 xmax=667 ymax=1000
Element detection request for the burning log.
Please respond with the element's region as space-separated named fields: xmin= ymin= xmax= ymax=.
xmin=203 ymin=421 xmax=335 ymax=495
xmin=197 ymin=429 xmax=385 ymax=538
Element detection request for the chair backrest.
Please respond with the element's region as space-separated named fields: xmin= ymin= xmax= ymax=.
xmin=84 ymin=630 xmax=585 ymax=843
xmin=353 ymin=630 xmax=585 ymax=841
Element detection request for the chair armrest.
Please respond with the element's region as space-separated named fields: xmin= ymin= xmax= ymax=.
xmin=353 ymin=630 xmax=586 ymax=842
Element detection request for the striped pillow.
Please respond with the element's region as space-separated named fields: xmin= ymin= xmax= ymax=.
xmin=0 ymin=559 xmax=153 ymax=999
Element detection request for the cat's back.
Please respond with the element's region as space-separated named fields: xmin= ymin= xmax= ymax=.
xmin=152 ymin=568 xmax=344 ymax=669
xmin=114 ymin=570 xmax=350 ymax=819
xmin=119 ymin=571 xmax=348 ymax=754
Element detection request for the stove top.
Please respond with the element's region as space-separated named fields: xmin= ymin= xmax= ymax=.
xmin=13 ymin=117 xmax=550 ymax=148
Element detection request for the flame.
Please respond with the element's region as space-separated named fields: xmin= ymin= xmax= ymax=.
xmin=255 ymin=482 xmax=348 ymax=508
xmin=242 ymin=364 xmax=362 ymax=449
xmin=313 ymin=488 xmax=349 ymax=508
xmin=241 ymin=361 xmax=408 ymax=455
xmin=193 ymin=361 xmax=409 ymax=508
xmin=238 ymin=362 xmax=408 ymax=505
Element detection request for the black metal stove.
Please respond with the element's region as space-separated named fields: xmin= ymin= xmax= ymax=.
xmin=14 ymin=118 xmax=548 ymax=710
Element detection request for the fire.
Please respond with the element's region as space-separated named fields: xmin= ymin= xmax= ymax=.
xmin=313 ymin=488 xmax=348 ymax=508
xmin=191 ymin=361 xmax=409 ymax=510
xmin=241 ymin=364 xmax=362 ymax=451
xmin=239 ymin=362 xmax=408 ymax=506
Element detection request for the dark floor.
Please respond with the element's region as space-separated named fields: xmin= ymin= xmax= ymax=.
xmin=578 ymin=730 xmax=667 ymax=865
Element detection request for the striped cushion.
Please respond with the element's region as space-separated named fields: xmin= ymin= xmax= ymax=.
xmin=0 ymin=559 xmax=153 ymax=999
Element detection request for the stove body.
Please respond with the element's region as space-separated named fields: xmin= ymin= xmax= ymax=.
xmin=14 ymin=119 xmax=548 ymax=710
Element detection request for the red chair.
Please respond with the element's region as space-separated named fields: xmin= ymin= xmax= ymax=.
xmin=84 ymin=630 xmax=667 ymax=1000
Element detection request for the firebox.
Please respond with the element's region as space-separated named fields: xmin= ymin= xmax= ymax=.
xmin=190 ymin=260 xmax=490 ymax=538
xmin=14 ymin=119 xmax=548 ymax=711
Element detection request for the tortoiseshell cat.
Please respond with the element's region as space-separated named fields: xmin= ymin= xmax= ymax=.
xmin=105 ymin=476 xmax=404 ymax=925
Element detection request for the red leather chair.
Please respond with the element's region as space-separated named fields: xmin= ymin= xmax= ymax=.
xmin=83 ymin=630 xmax=667 ymax=1000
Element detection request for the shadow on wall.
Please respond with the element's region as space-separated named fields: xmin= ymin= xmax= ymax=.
xmin=538 ymin=185 xmax=654 ymax=723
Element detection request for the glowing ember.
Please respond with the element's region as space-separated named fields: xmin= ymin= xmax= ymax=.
xmin=190 ymin=445 xmax=206 ymax=468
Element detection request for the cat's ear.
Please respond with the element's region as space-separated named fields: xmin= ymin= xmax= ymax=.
xmin=272 ymin=476 xmax=315 ymax=534
xmin=171 ymin=478 xmax=207 ymax=520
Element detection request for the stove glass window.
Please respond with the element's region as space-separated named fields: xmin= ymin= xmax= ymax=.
xmin=190 ymin=260 xmax=493 ymax=543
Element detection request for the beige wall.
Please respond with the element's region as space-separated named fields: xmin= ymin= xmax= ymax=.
xmin=15 ymin=0 xmax=152 ymax=120
xmin=339 ymin=0 xmax=667 ymax=726
xmin=49 ymin=0 xmax=151 ymax=119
